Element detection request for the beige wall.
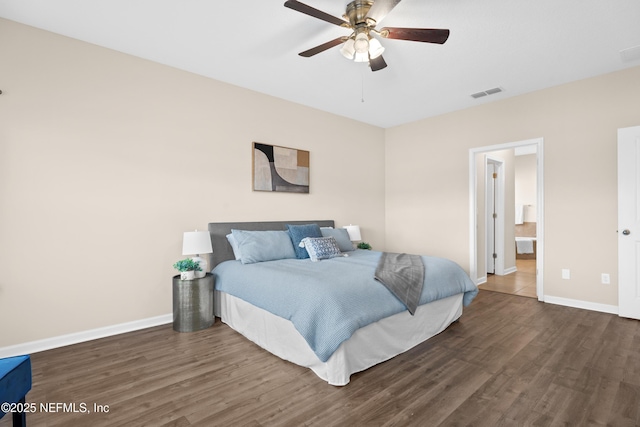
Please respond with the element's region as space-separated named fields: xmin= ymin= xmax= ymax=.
xmin=386 ymin=65 xmax=640 ymax=307
xmin=3 ymin=16 xmax=640 ymax=350
xmin=0 ymin=19 xmax=386 ymax=347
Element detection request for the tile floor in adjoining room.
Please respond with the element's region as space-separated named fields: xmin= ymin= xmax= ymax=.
xmin=480 ymin=259 xmax=537 ymax=298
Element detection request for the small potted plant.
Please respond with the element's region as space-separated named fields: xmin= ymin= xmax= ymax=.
xmin=173 ymin=258 xmax=202 ymax=280
xmin=357 ymin=242 xmax=372 ymax=250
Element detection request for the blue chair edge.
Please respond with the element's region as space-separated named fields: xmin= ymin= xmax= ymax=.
xmin=0 ymin=354 xmax=32 ymax=427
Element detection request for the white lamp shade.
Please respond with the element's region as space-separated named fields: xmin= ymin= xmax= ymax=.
xmin=343 ymin=225 xmax=362 ymax=241
xmin=182 ymin=230 xmax=213 ymax=255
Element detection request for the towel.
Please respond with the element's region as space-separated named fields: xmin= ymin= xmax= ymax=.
xmin=515 ymin=237 xmax=534 ymax=254
xmin=515 ymin=204 xmax=524 ymax=225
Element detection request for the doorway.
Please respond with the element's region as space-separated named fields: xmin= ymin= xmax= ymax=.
xmin=469 ymin=138 xmax=544 ymax=301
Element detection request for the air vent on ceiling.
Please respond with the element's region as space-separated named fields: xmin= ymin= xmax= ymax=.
xmin=620 ymin=45 xmax=640 ymax=63
xmin=471 ymin=87 xmax=503 ymax=99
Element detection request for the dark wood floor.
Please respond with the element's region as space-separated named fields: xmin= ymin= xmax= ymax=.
xmin=3 ymin=290 xmax=640 ymax=427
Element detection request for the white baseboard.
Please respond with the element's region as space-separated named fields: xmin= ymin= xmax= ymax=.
xmin=503 ymin=266 xmax=518 ymax=275
xmin=0 ymin=313 xmax=173 ymax=358
xmin=476 ymin=267 xmax=516 ymax=285
xmin=543 ymin=295 xmax=618 ymax=315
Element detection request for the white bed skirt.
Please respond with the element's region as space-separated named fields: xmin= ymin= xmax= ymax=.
xmin=214 ymin=290 xmax=463 ymax=386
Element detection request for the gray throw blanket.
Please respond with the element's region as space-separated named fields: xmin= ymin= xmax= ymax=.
xmin=374 ymin=252 xmax=425 ymax=315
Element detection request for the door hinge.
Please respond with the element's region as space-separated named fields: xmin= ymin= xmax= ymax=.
xmin=493 ymin=253 xmax=497 ymax=259
xmin=493 ymin=172 xmax=498 ymax=179
xmin=493 ymin=213 xmax=497 ymax=219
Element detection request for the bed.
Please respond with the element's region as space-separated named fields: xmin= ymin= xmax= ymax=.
xmin=209 ymin=220 xmax=478 ymax=386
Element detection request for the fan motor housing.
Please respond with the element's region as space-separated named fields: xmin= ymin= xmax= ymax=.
xmin=344 ymin=0 xmax=375 ymax=28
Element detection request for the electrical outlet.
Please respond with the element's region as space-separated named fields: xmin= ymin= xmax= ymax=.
xmin=562 ymin=269 xmax=571 ymax=280
xmin=602 ymin=273 xmax=610 ymax=284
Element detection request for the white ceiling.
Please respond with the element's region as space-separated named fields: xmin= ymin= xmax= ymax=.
xmin=1 ymin=0 xmax=639 ymax=128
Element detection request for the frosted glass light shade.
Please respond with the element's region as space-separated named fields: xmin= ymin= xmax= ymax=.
xmin=368 ymin=38 xmax=385 ymax=59
xmin=342 ymin=34 xmax=385 ymax=63
xmin=354 ymin=51 xmax=369 ymax=63
xmin=354 ymin=32 xmax=369 ymax=53
xmin=340 ymin=38 xmax=356 ymax=59
xmin=343 ymin=225 xmax=362 ymax=241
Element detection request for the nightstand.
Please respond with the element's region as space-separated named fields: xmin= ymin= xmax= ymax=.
xmin=172 ymin=273 xmax=214 ymax=332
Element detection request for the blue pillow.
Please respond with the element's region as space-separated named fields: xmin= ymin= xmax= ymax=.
xmin=226 ymin=233 xmax=241 ymax=260
xmin=230 ymin=229 xmax=296 ymax=264
xmin=300 ymin=237 xmax=345 ymax=262
xmin=287 ymin=224 xmax=322 ymax=259
xmin=320 ymin=227 xmax=354 ymax=252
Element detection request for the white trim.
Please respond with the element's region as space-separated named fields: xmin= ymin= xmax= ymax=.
xmin=469 ymin=137 xmax=544 ymax=300
xmin=544 ymin=295 xmax=618 ymax=315
xmin=476 ymin=276 xmax=488 ymax=285
xmin=0 ymin=314 xmax=172 ymax=358
xmin=469 ymin=151 xmax=479 ymax=285
xmin=536 ymin=141 xmax=545 ymax=302
xmin=503 ymin=266 xmax=518 ymax=275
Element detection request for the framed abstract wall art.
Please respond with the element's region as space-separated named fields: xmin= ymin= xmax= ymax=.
xmin=252 ymin=142 xmax=309 ymax=193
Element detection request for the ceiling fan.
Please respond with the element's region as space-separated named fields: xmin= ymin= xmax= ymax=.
xmin=284 ymin=0 xmax=450 ymax=72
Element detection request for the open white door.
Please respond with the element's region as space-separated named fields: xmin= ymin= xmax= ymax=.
xmin=618 ymin=125 xmax=640 ymax=319
xmin=485 ymin=156 xmax=505 ymax=276
xmin=486 ymin=162 xmax=496 ymax=274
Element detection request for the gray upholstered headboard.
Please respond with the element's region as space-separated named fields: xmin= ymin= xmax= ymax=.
xmin=208 ymin=220 xmax=335 ymax=269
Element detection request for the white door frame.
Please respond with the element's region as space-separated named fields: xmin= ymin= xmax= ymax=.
xmin=469 ymin=137 xmax=545 ymax=301
xmin=485 ymin=156 xmax=506 ymax=275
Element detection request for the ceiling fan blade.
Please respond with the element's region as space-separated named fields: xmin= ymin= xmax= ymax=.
xmin=369 ymin=55 xmax=388 ymax=72
xmin=366 ymin=0 xmax=402 ymax=25
xmin=380 ymin=27 xmax=450 ymax=44
xmin=284 ymin=0 xmax=349 ymax=27
xmin=299 ymin=37 xmax=347 ymax=57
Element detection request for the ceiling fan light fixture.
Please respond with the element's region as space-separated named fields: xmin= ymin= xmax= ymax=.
xmin=340 ymin=38 xmax=356 ymax=59
xmin=285 ymin=0 xmax=451 ymax=72
xmin=354 ymin=51 xmax=369 ymax=62
xmin=368 ymin=37 xmax=385 ymax=59
xmin=354 ymin=32 xmax=369 ymax=54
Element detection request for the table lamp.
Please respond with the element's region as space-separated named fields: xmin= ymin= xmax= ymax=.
xmin=182 ymin=230 xmax=213 ymax=278
xmin=343 ymin=224 xmax=362 ymax=242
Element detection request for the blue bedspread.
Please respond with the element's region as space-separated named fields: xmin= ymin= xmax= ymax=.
xmin=213 ymin=250 xmax=478 ymax=362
